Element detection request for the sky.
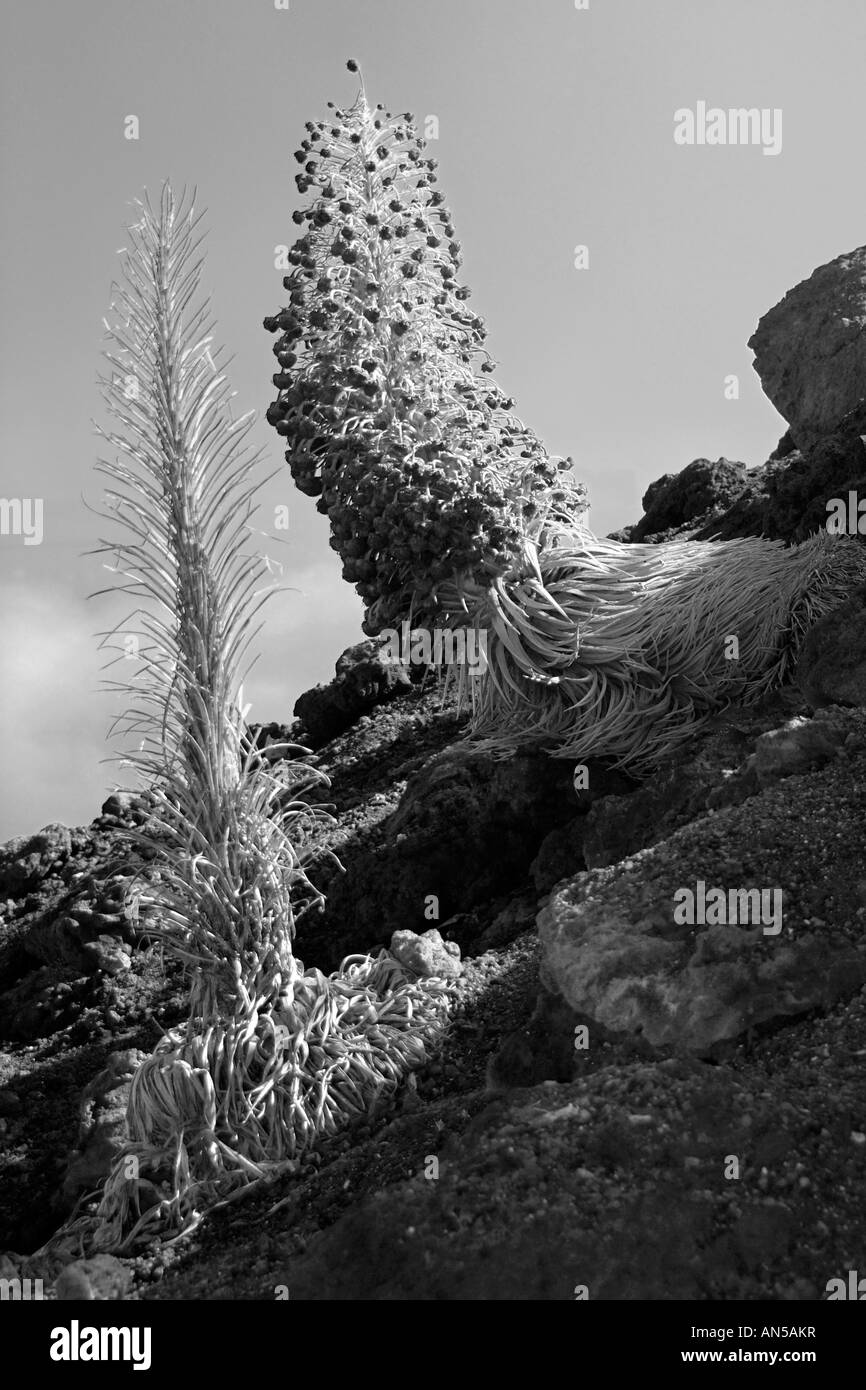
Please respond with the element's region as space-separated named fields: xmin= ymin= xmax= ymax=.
xmin=2 ymin=0 xmax=866 ymax=840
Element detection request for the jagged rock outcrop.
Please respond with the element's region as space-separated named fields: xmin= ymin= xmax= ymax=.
xmin=612 ymin=244 xmax=866 ymax=547
xmin=607 ymin=457 xmax=758 ymax=544
xmin=0 ymin=825 xmax=72 ymax=899
xmin=762 ymin=405 xmax=866 ymax=542
xmin=748 ymin=244 xmax=866 ymax=450
xmin=610 ymin=424 xmax=866 ymax=547
xmin=292 ymin=638 xmax=419 ymax=747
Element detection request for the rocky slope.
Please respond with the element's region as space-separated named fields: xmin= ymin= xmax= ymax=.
xmin=2 ymin=241 xmax=866 ymax=1300
xmin=1 ymin=600 xmax=864 ymax=1299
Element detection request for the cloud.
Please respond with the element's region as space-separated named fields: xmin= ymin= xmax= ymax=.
xmin=0 ymin=580 xmax=112 ymax=839
xmin=0 ymin=566 xmax=365 ymax=842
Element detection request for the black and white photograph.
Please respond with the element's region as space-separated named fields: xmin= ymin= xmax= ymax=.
xmin=1 ymin=0 xmax=864 ymax=1357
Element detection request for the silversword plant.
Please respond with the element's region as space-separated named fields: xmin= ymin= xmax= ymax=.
xmin=263 ymin=59 xmax=586 ymax=635
xmin=38 ymin=184 xmax=451 ymax=1259
xmin=270 ymin=65 xmax=866 ymax=773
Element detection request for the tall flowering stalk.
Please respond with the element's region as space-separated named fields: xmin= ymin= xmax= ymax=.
xmin=94 ymin=185 xmax=325 ymax=1020
xmin=40 ymin=184 xmax=453 ymax=1257
xmin=263 ymin=61 xmax=587 ymax=634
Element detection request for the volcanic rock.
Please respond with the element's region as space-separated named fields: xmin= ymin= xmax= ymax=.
xmin=54 ymin=1254 xmax=133 ymax=1301
xmin=81 ymin=935 xmax=132 ymax=977
xmin=293 ymin=639 xmax=416 ymax=746
xmin=796 ymin=584 xmax=866 ymax=709
xmin=749 ymin=243 xmax=866 ymax=450
xmin=752 ymin=713 xmax=849 ymax=782
xmin=618 ymin=458 xmax=751 ymax=542
xmin=390 ymin=927 xmax=462 ymax=979
xmin=535 ymin=748 xmax=866 ymax=1056
xmin=0 ymin=825 xmax=72 ymax=898
xmin=61 ymin=1049 xmax=145 ymax=1205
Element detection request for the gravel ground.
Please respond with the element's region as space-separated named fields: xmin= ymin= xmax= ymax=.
xmin=128 ymin=964 xmax=866 ymax=1302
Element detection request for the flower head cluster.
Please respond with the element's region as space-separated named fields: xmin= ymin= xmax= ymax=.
xmin=264 ymin=70 xmax=586 ymax=631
